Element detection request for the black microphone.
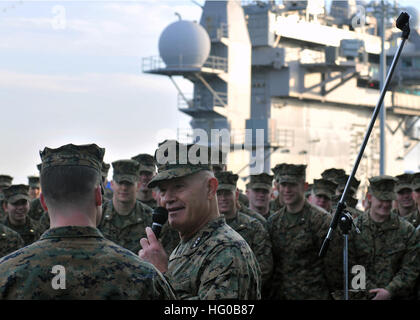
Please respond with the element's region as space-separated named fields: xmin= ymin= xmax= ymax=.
xmin=151 ymin=207 xmax=168 ymax=238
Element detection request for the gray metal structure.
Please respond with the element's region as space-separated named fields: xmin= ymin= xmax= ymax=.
xmin=143 ymin=0 xmax=420 ymax=192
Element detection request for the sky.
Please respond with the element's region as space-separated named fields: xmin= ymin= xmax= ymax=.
xmin=1 ymin=0 xmax=420 ymax=184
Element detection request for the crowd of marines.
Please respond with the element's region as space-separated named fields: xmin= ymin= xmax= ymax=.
xmin=0 ymin=139 xmax=419 ymax=300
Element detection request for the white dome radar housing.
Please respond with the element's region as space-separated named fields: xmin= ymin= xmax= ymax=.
xmin=158 ymin=20 xmax=211 ymax=69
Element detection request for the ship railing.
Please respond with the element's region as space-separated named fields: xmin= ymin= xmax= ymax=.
xmin=142 ymin=55 xmax=227 ymax=73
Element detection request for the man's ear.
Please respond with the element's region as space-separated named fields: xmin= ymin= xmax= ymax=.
xmin=367 ymin=193 xmax=372 ymax=201
xmin=304 ymin=182 xmax=309 ymax=191
xmin=40 ymin=193 xmax=48 ymax=212
xmin=95 ymin=186 xmax=102 ymax=206
xmin=207 ymin=177 xmax=218 ymax=199
xmin=235 ymin=189 xmax=239 ymax=201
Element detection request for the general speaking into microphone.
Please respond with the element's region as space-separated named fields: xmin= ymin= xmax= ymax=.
xmin=151 ymin=206 xmax=168 ymax=238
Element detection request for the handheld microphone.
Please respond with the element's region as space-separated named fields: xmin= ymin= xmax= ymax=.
xmin=151 ymin=207 xmax=168 ymax=238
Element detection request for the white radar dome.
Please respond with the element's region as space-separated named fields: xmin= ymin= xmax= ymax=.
xmin=158 ymin=20 xmax=211 ymax=68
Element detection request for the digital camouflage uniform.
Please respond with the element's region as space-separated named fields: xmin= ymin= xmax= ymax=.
xmin=38 ymin=211 xmax=50 ymax=234
xmin=346 ymin=210 xmax=420 ymax=299
xmin=98 ymin=159 xmax=153 ymax=254
xmin=28 ymin=198 xmax=46 ymax=221
xmin=238 ymin=203 xmax=267 ymax=227
xmin=0 ymin=223 xmax=24 ymax=258
xmin=0 ymin=143 xmax=175 ymax=300
xmin=167 ymin=217 xmax=261 ymax=300
xmin=333 ymin=176 xmax=420 ymax=300
xmin=99 ymin=199 xmax=153 ymax=254
xmin=148 ymin=140 xmax=262 ymax=300
xmin=392 ymin=173 xmax=420 ymax=228
xmin=0 ymin=226 xmax=176 ymax=299
xmin=267 ymin=164 xmax=335 ymax=300
xmin=2 ymin=216 xmax=40 ymax=246
xmin=159 ymin=221 xmax=180 ymax=256
xmin=2 ymin=184 xmax=41 ymax=246
xmin=216 ymin=171 xmax=273 ymax=292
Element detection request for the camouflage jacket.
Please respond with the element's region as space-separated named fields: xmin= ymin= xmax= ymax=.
xmin=28 ymin=198 xmax=45 ymax=221
xmin=391 ymin=207 xmax=420 ymax=228
xmin=98 ymin=200 xmax=153 ymax=253
xmin=269 ymin=197 xmax=284 ymax=213
xmin=347 ymin=211 xmax=420 ymax=299
xmin=267 ymin=200 xmax=334 ymax=300
xmin=226 ymin=211 xmax=273 ymax=290
xmin=2 ymin=216 xmax=41 ymax=246
xmin=0 ymin=200 xmax=6 ymax=221
xmin=38 ymin=211 xmax=50 ymax=234
xmin=167 ymin=216 xmax=261 ymax=300
xmin=139 ymin=198 xmax=157 ymax=209
xmin=238 ymin=204 xmax=267 ymax=228
xmin=159 ymin=221 xmax=180 ymax=256
xmin=0 ymin=223 xmax=24 ymax=258
xmin=0 ymin=226 xmax=176 ymax=299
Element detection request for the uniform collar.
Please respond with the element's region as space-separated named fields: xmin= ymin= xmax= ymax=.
xmin=40 ymin=226 xmax=104 ymax=240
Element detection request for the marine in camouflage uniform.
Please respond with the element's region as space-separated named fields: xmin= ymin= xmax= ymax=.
xmin=335 ymin=176 xmax=420 ymax=300
xmin=131 ymin=153 xmax=158 ymax=209
xmin=216 ymin=171 xmax=273 ymax=294
xmin=267 ymin=164 xmax=336 ymax=300
xmin=2 ymin=184 xmax=41 ymax=246
xmin=28 ymin=175 xmax=41 ymax=201
xmin=269 ymin=164 xmax=284 ymax=213
xmin=0 ymin=175 xmax=13 ymax=220
xmin=28 ymin=164 xmax=45 ymax=221
xmin=141 ymin=140 xmax=261 ymax=300
xmin=309 ymin=178 xmax=337 ymax=213
xmin=98 ymin=159 xmax=152 ymax=254
xmin=391 ymin=173 xmax=420 ymax=228
xmin=0 ymin=143 xmax=175 ymax=300
xmin=332 ymin=174 xmax=364 ymax=218
xmin=246 ymin=173 xmax=275 ymax=220
xmin=0 ymin=223 xmax=24 ymax=258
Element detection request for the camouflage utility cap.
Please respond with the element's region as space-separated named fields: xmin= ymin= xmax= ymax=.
xmin=246 ymin=173 xmax=273 ymax=191
xmin=215 ymin=171 xmax=238 ymax=191
xmin=272 ymin=163 xmax=306 ymax=183
xmin=368 ymin=175 xmax=397 ymax=201
xmin=208 ymin=147 xmax=227 ymax=174
xmin=101 ymin=162 xmax=110 ymax=179
xmin=27 ymin=176 xmax=40 ymax=189
xmin=321 ymin=168 xmax=346 ymax=183
xmin=312 ymin=179 xmax=337 ymax=200
xmin=335 ymin=175 xmax=360 ymax=195
xmin=412 ymin=172 xmax=420 ymax=191
xmin=112 ymin=160 xmax=140 ymax=184
xmin=40 ymin=143 xmax=105 ymax=173
xmin=0 ymin=175 xmax=13 ymax=188
xmin=131 ymin=154 xmax=156 ymax=173
xmin=395 ymin=173 xmax=413 ymax=193
xmin=3 ymin=184 xmax=31 ymax=203
xmin=148 ymin=140 xmax=212 ymax=188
